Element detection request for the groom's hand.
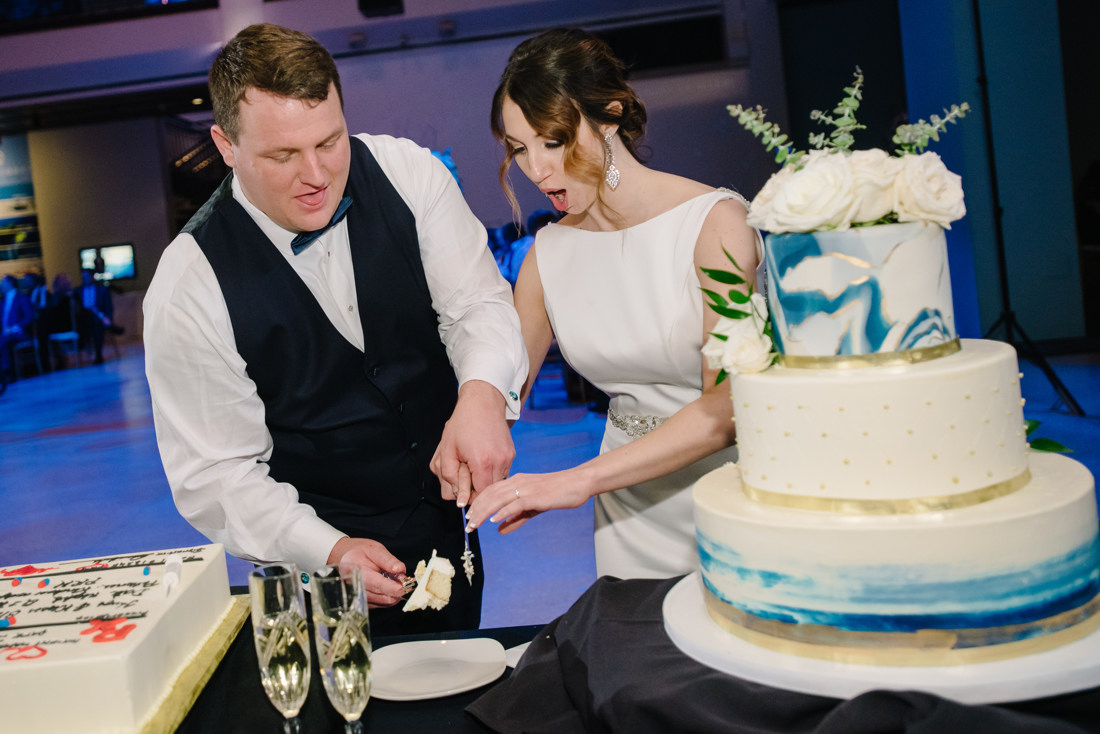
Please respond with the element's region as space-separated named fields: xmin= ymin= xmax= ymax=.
xmin=431 ymin=380 xmax=514 ymax=507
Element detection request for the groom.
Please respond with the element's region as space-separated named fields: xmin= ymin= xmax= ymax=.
xmin=144 ymin=23 xmax=527 ymax=635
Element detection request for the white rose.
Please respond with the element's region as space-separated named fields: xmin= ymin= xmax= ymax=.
xmin=745 ymin=164 xmax=792 ymax=230
xmin=848 ymin=148 xmax=902 ymax=224
xmin=703 ymin=315 xmax=774 ymax=376
xmin=893 ymin=151 xmax=966 ymax=228
xmin=749 ymin=149 xmax=859 ymax=233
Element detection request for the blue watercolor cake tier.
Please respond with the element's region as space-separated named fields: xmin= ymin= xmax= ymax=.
xmin=765 ymin=221 xmax=959 ymax=366
xmin=694 ymin=453 xmax=1100 ymax=665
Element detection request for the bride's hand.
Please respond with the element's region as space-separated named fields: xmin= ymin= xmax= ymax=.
xmin=464 ymin=470 xmax=592 ymax=535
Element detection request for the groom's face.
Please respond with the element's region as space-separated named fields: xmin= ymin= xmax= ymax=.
xmin=212 ymin=82 xmax=351 ymax=235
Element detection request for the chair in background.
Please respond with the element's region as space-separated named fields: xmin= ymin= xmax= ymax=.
xmin=49 ymin=302 xmax=82 ymax=369
xmin=12 ymin=337 xmax=42 ymax=379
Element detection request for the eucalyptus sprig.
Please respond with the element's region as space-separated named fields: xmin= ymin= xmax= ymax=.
xmin=893 ymin=103 xmax=971 ymax=155
xmin=728 ymin=66 xmax=968 ymax=166
xmin=808 ymin=66 xmax=866 ymax=153
xmin=725 ymin=104 xmax=805 ymax=167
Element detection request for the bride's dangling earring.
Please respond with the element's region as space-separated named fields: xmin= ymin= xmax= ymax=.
xmin=604 ymin=132 xmax=621 ymax=191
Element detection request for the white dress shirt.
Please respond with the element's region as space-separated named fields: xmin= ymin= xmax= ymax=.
xmin=144 ymin=133 xmax=527 ymax=572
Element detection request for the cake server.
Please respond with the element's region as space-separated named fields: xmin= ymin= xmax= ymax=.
xmin=461 ymin=506 xmax=476 ymax=585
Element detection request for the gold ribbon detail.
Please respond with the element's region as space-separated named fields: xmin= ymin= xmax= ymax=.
xmin=742 ymin=468 xmax=1031 ymax=515
xmin=778 ymin=338 xmax=961 ymax=370
xmin=703 ymin=587 xmax=1100 ymax=667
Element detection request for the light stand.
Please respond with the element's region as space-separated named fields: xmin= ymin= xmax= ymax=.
xmin=971 ymin=0 xmax=1084 ymax=416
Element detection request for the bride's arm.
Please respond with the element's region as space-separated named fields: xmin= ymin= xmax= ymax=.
xmin=513 ymin=242 xmax=554 ymax=409
xmin=464 ymin=198 xmax=758 ymax=534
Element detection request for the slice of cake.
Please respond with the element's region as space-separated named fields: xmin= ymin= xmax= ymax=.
xmin=402 ymin=549 xmax=455 ymax=612
xmin=0 ymin=544 xmax=246 ymax=733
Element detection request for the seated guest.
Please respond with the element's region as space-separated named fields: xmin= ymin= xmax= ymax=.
xmin=23 ymin=272 xmax=51 ymax=374
xmin=74 ymin=268 xmax=114 ymax=365
xmin=48 ymin=273 xmax=75 ymax=369
xmin=1 ymin=274 xmax=34 ymax=380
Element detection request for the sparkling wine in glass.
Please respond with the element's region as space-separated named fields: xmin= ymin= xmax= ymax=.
xmin=249 ymin=563 xmax=311 ymax=734
xmin=311 ymin=564 xmax=372 ymax=733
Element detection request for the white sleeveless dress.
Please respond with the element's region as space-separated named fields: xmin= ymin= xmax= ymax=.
xmin=535 ymin=189 xmax=762 ymax=579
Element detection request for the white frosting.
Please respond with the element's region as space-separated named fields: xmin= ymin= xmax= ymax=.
xmin=0 ymin=544 xmax=233 ymax=733
xmin=731 ymin=339 xmax=1029 ymax=503
xmin=402 ymin=549 xmax=455 ymax=612
xmin=766 ymin=221 xmax=957 ymax=357
xmin=695 ymin=452 xmax=1099 ymax=630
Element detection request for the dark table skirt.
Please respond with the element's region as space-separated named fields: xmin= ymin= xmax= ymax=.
xmin=467 ymin=576 xmax=1100 ymax=734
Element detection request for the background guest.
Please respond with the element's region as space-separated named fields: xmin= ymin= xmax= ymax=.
xmin=23 ymin=272 xmax=51 ymax=374
xmin=74 ymin=268 xmax=113 ymax=364
xmin=48 ymin=273 xmax=75 ymax=369
xmin=1 ymin=274 xmax=35 ymax=381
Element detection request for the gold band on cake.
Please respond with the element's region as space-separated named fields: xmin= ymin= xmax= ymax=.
xmin=742 ymin=468 xmax=1031 ymax=515
xmin=778 ymin=338 xmax=961 ymax=370
xmin=702 ymin=586 xmax=1100 ymax=667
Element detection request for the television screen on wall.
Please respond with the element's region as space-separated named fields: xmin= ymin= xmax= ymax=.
xmin=79 ymin=244 xmax=136 ymax=283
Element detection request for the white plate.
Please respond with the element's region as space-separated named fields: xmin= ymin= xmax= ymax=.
xmin=664 ymin=572 xmax=1100 ymax=704
xmin=371 ymin=637 xmax=507 ymax=701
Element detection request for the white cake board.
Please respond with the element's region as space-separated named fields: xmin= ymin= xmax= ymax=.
xmin=663 ymin=572 xmax=1100 ymax=704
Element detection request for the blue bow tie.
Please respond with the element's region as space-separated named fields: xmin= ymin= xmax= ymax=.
xmin=290 ymin=196 xmax=353 ymax=255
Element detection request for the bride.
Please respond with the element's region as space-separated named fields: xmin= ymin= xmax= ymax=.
xmin=461 ymin=27 xmax=763 ymax=579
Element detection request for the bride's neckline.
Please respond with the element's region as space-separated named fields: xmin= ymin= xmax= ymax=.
xmin=554 ymin=187 xmax=735 ymax=235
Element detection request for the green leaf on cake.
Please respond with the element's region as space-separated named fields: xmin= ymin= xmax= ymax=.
xmin=1029 ymin=437 xmax=1073 ymax=453
xmin=709 ymin=305 xmax=752 ymax=320
xmin=702 ymin=288 xmax=729 ymax=308
xmin=702 ymin=268 xmax=746 ymax=286
xmin=727 ymin=289 xmax=752 ymax=305
xmin=1025 ymin=419 xmax=1073 ymax=453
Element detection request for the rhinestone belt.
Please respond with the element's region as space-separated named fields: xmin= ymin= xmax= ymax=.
xmin=608 ymin=407 xmax=668 ymax=438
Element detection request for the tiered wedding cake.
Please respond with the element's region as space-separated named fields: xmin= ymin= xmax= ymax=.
xmin=693 ymin=75 xmax=1100 ymax=665
xmin=0 ymin=544 xmax=246 ymax=732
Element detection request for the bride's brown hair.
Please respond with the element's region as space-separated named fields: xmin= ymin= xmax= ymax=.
xmin=490 ymin=27 xmax=647 ymax=221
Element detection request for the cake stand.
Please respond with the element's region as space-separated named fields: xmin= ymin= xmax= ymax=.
xmin=663 ymin=572 xmax=1100 ymax=704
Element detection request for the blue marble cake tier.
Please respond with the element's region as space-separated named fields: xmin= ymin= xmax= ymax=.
xmin=765 ymin=221 xmax=958 ymax=367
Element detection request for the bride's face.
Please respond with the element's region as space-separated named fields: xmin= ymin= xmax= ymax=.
xmin=500 ymin=97 xmax=602 ymax=216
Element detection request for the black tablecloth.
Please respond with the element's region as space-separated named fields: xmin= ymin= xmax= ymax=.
xmin=178 ymin=600 xmax=540 ymax=733
xmin=467 ymin=576 xmax=1100 ymax=734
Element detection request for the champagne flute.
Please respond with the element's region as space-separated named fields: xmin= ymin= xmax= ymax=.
xmin=249 ymin=563 xmax=311 ymax=734
xmin=311 ymin=564 xmax=372 ymax=733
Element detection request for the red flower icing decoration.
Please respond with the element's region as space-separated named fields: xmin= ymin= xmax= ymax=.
xmin=3 ymin=645 xmax=47 ymax=661
xmin=1 ymin=565 xmax=53 ymax=577
xmin=81 ymin=618 xmax=137 ymax=643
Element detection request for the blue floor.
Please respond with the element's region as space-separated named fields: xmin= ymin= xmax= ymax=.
xmin=0 ymin=342 xmax=1097 ymax=629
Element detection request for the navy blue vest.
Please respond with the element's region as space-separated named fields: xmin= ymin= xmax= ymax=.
xmin=186 ymin=139 xmax=460 ymax=543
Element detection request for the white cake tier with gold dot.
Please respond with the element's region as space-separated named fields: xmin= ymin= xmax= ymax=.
xmin=694 ymin=454 xmax=1100 ymax=664
xmin=731 ymin=338 xmax=1029 ymax=510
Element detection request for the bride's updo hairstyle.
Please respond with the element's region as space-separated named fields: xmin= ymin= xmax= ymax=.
xmin=491 ymin=27 xmax=647 ymax=219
